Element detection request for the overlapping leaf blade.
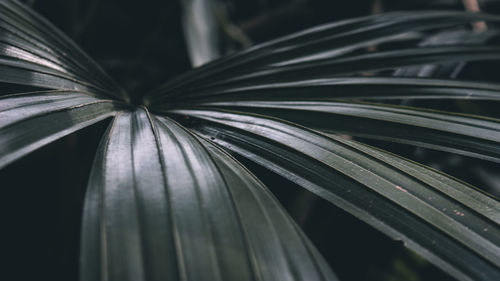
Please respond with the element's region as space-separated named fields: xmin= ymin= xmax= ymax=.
xmin=157 ymin=76 xmax=500 ymax=105
xmin=0 ymin=0 xmax=124 ymax=98
xmin=2 ymin=2 xmax=500 ymax=281
xmin=147 ymin=11 xmax=500 ymax=103
xmin=81 ymin=108 xmax=338 ymax=281
xmin=393 ymin=28 xmax=500 ymax=79
xmin=80 ymin=8 xmax=500 ymax=281
xmin=0 ymin=0 xmax=125 ymax=168
xmin=0 ymin=91 xmax=121 ymax=168
xmin=170 ymin=107 xmax=500 ymax=281
xmin=177 ymin=45 xmax=500 ymax=92
xmin=186 ymin=100 xmax=500 ymax=162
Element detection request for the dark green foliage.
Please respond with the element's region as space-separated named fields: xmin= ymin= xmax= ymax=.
xmin=1 ymin=1 xmax=499 ymax=281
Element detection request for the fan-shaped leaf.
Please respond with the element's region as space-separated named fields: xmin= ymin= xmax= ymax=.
xmin=0 ymin=0 xmax=124 ymax=99
xmin=0 ymin=91 xmax=121 ymax=168
xmin=81 ymin=108 xmax=338 ymax=281
xmin=172 ymin=107 xmax=500 ymax=281
xmin=147 ymin=11 xmax=500 ymax=103
xmin=187 ymin=100 xmax=500 ymax=162
xmin=161 ymin=77 xmax=500 ymax=103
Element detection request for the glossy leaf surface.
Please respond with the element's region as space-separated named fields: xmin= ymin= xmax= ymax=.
xmin=172 ymin=107 xmax=500 ymax=281
xmin=189 ymin=100 xmax=500 ymax=162
xmin=1 ymin=3 xmax=499 ymax=281
xmin=81 ymin=109 xmax=338 ymax=281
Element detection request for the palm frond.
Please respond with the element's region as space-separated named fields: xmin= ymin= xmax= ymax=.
xmin=81 ymin=108 xmax=338 ymax=281
xmin=170 ymin=107 xmax=500 ymax=281
xmin=1 ymin=2 xmax=499 ymax=281
xmin=183 ymin=100 xmax=500 ymax=162
xmin=0 ymin=91 xmax=121 ymax=168
xmin=0 ymin=0 xmax=124 ymax=98
xmin=145 ymin=11 xmax=500 ymax=102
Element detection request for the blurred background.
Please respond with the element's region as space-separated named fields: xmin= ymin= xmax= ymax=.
xmin=3 ymin=0 xmax=500 ymax=280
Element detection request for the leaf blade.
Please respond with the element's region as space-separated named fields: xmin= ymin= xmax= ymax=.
xmin=0 ymin=91 xmax=121 ymax=168
xmin=172 ymin=107 xmax=500 ymax=281
xmin=187 ymin=100 xmax=500 ymax=163
xmin=80 ymin=108 xmax=339 ymax=281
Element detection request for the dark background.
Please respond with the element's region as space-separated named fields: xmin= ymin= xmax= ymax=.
xmin=3 ymin=0 xmax=500 ymax=280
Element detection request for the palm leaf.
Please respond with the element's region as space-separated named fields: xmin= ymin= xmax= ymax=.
xmin=81 ymin=109 xmax=337 ymax=281
xmin=171 ymin=107 xmax=499 ymax=281
xmin=0 ymin=0 xmax=124 ymax=98
xmin=0 ymin=91 xmax=122 ymax=168
xmin=146 ymin=11 xmax=500 ymax=103
xmin=158 ymin=77 xmax=500 ymax=102
xmin=1 ymin=2 xmax=499 ymax=281
xmin=183 ymin=100 xmax=500 ymax=162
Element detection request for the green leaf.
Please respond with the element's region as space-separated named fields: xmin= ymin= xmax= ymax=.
xmin=81 ymin=108 xmax=338 ymax=281
xmin=161 ymin=76 xmax=500 ymax=103
xmin=172 ymin=45 xmax=500 ymax=97
xmin=3 ymin=4 xmax=500 ymax=281
xmin=171 ymin=107 xmax=500 ymax=281
xmin=0 ymin=0 xmax=124 ymax=99
xmin=0 ymin=91 xmax=121 ymax=168
xmin=393 ymin=29 xmax=500 ymax=78
xmin=146 ymin=11 xmax=500 ymax=103
xmin=0 ymin=58 xmax=108 ymax=94
xmin=187 ymin=100 xmax=500 ymax=162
